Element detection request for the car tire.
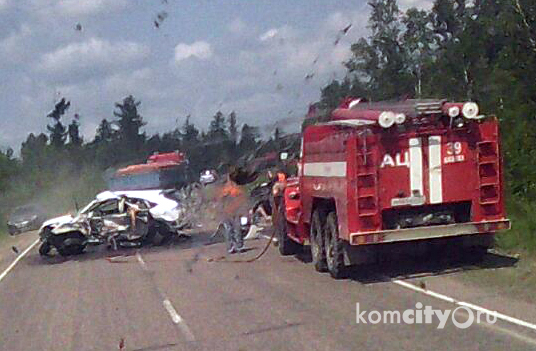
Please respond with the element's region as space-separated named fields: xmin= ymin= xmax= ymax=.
xmin=39 ymin=241 xmax=52 ymax=256
xmin=325 ymin=211 xmax=347 ymax=279
xmin=57 ymin=232 xmax=86 ymax=256
xmin=151 ymin=227 xmax=173 ymax=246
xmin=310 ymin=210 xmax=327 ymax=272
xmin=276 ymin=198 xmax=301 ymax=256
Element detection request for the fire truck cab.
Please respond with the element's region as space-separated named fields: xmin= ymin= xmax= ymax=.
xmin=274 ymin=98 xmax=510 ymax=278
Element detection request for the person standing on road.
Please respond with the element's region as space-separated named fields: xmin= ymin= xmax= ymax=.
xmin=219 ymin=168 xmax=251 ymax=253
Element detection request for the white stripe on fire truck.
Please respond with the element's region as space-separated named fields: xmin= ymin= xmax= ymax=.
xmin=303 ymin=162 xmax=347 ymax=177
xmin=428 ymin=136 xmax=443 ymax=204
xmin=409 ymin=138 xmax=423 ymax=196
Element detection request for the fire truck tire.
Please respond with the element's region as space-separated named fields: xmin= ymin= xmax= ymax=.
xmin=310 ymin=210 xmax=327 ymax=272
xmin=277 ymin=198 xmax=301 ymax=256
xmin=325 ymin=211 xmax=347 ymax=279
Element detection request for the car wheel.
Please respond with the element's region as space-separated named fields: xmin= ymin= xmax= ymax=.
xmin=277 ymin=198 xmax=301 ymax=256
xmin=38 ymin=241 xmax=52 ymax=256
xmin=325 ymin=211 xmax=347 ymax=279
xmin=310 ymin=210 xmax=327 ymax=272
xmin=151 ymin=227 xmax=173 ymax=246
xmin=57 ymin=232 xmax=86 ymax=256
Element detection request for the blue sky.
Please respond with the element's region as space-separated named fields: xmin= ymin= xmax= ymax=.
xmin=0 ymin=0 xmax=431 ymax=152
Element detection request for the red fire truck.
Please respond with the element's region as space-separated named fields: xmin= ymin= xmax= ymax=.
xmin=109 ymin=151 xmax=192 ymax=191
xmin=273 ymin=98 xmax=510 ymax=278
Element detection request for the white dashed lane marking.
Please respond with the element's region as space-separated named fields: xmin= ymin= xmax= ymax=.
xmin=136 ymin=251 xmax=195 ymax=342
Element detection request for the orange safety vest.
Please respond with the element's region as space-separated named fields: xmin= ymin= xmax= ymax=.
xmin=220 ymin=180 xmax=247 ymax=216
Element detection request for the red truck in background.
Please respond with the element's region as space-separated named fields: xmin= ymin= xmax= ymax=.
xmin=109 ymin=151 xmax=192 ymax=191
xmin=273 ymin=98 xmax=511 ymax=278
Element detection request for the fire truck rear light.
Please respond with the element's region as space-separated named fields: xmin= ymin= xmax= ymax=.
xmin=448 ymin=106 xmax=460 ymax=118
xmin=379 ymin=111 xmax=395 ymax=128
xmin=394 ymin=113 xmax=406 ymax=124
xmin=462 ymin=102 xmax=479 ymax=119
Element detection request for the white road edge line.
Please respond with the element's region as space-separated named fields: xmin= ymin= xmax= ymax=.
xmin=0 ymin=238 xmax=40 ymax=284
xmin=163 ymin=299 xmax=195 ymax=342
xmin=392 ymin=279 xmax=536 ymax=332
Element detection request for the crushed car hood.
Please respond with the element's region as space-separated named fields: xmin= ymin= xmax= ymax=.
xmin=40 ymin=214 xmax=74 ymax=231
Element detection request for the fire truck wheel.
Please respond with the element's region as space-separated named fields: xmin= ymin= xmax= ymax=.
xmin=325 ymin=211 xmax=347 ymax=279
xmin=277 ymin=198 xmax=300 ymax=256
xmin=310 ymin=210 xmax=327 ymax=272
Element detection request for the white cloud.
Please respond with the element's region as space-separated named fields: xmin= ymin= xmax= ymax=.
xmin=174 ymin=41 xmax=213 ymax=62
xmin=38 ymin=38 xmax=149 ymax=75
xmin=259 ymin=28 xmax=278 ymax=41
xmin=56 ymin=0 xmax=127 ymax=16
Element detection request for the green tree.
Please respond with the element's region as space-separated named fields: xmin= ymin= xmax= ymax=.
xmin=346 ymin=0 xmax=413 ymax=99
xmin=238 ymin=124 xmax=259 ymax=153
xmin=208 ymin=111 xmax=228 ymax=142
xmin=113 ymin=95 xmax=146 ymax=160
xmin=402 ymin=8 xmax=434 ymax=97
xmin=46 ymin=98 xmax=70 ymax=148
xmin=94 ymin=119 xmax=115 ymax=143
xmin=228 ymin=111 xmax=238 ymax=144
xmin=67 ymin=114 xmax=82 ymax=146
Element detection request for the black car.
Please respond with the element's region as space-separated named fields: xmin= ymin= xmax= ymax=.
xmin=7 ymin=204 xmax=44 ymax=235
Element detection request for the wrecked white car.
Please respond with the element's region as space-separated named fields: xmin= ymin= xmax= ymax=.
xmin=38 ymin=190 xmax=190 ymax=257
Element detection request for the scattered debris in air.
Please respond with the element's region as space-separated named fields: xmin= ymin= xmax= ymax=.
xmin=11 ymin=246 xmax=19 ymax=254
xmin=75 ymin=23 xmax=82 ymax=31
xmin=157 ymin=11 xmax=168 ymax=22
xmin=334 ymin=23 xmax=352 ymax=45
xmin=304 ymin=73 xmax=315 ymax=81
xmin=119 ymin=337 xmax=125 ymax=350
xmin=154 ymin=11 xmax=168 ymax=29
xmin=276 ymin=83 xmax=283 ymax=91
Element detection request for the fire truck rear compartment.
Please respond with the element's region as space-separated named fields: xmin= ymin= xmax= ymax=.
xmin=382 ymin=201 xmax=472 ymax=230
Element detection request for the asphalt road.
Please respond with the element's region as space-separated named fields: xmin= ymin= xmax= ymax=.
xmin=0 ymin=230 xmax=535 ymax=351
